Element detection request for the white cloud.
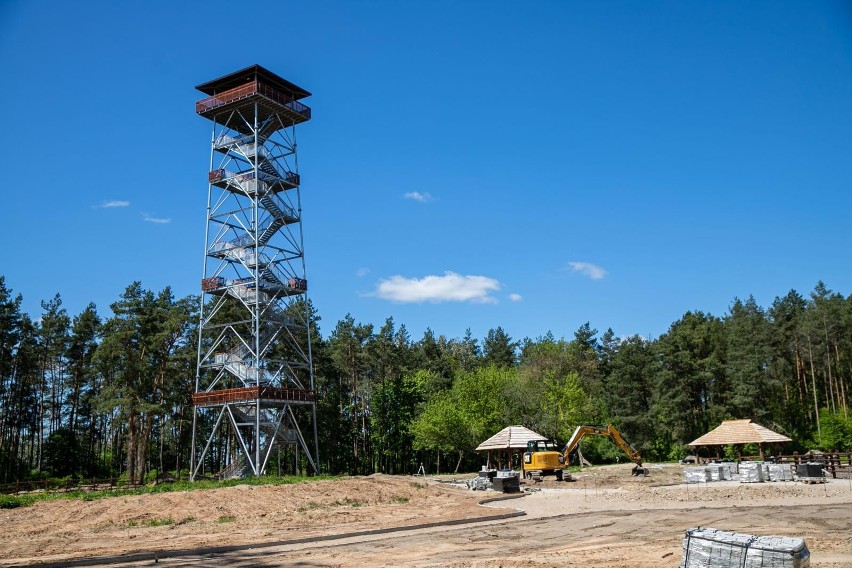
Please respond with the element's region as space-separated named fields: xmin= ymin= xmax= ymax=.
xmin=403 ymin=191 xmax=432 ymax=203
xmin=374 ymin=271 xmax=500 ymax=304
xmin=509 ymin=293 xmax=523 ymax=302
xmin=355 ymin=267 xmax=370 ymax=277
xmin=568 ymin=261 xmax=607 ymax=280
xmin=99 ymin=200 xmax=130 ymax=208
xmin=143 ymin=215 xmax=171 ymax=224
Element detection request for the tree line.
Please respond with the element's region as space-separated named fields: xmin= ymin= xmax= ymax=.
xmin=0 ymin=274 xmax=850 ymax=482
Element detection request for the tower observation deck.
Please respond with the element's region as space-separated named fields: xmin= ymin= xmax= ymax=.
xmin=190 ymin=65 xmax=318 ymax=479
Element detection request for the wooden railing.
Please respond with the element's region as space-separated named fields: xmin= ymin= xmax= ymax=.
xmin=192 ymin=385 xmax=314 ymax=406
xmin=776 ymin=451 xmax=852 ymax=478
xmin=196 ymin=80 xmax=311 ymax=120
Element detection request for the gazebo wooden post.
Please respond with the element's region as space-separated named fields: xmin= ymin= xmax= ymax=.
xmin=715 ymin=446 xmax=721 ymax=462
xmin=737 ymin=445 xmax=743 ymax=462
xmin=759 ymin=443 xmax=766 ymax=461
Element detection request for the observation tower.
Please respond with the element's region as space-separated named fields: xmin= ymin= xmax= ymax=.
xmin=190 ymin=65 xmax=318 ymax=479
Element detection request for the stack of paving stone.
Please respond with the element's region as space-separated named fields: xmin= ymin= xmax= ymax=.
xmin=684 ymin=466 xmax=711 ymax=483
xmin=768 ymin=463 xmax=794 ymax=481
xmin=719 ymin=462 xmax=738 ymax=477
xmin=739 ymin=462 xmax=765 ymax=483
xmin=681 ymin=527 xmax=810 ymax=568
xmin=707 ymin=465 xmax=729 ymax=481
xmin=465 ymin=476 xmax=491 ymax=491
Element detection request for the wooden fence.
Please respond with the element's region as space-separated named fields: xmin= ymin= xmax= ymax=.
xmin=0 ymin=477 xmax=141 ymax=495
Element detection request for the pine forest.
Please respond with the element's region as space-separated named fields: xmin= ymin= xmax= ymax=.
xmin=0 ymin=274 xmax=850 ymax=484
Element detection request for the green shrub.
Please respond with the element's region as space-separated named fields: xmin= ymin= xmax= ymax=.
xmin=817 ymin=410 xmax=852 ymax=451
xmin=0 ymin=495 xmax=28 ymax=509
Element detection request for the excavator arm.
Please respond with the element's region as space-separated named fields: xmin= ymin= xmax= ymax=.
xmin=562 ymin=424 xmax=646 ymax=474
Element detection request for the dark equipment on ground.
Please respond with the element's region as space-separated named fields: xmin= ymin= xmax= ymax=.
xmin=491 ymin=474 xmax=521 ymax=493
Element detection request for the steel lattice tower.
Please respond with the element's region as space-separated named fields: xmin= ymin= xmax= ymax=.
xmin=190 ymin=65 xmax=318 ymax=479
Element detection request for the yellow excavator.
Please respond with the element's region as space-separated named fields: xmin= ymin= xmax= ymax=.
xmin=522 ymin=424 xmax=648 ymax=481
xmin=521 ymin=439 xmax=567 ymax=481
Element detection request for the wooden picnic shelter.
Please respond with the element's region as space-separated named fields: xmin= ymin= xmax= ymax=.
xmin=688 ymin=419 xmax=792 ymax=461
xmin=476 ymin=425 xmax=547 ymax=469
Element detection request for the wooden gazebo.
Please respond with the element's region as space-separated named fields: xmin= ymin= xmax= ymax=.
xmin=476 ymin=425 xmax=547 ymax=469
xmin=688 ymin=419 xmax=792 ymax=461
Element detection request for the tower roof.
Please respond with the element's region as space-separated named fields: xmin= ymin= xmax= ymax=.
xmin=195 ymin=64 xmax=311 ymax=100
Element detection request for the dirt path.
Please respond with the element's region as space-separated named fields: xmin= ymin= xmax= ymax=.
xmin=3 ymin=465 xmax=851 ymax=567
xmin=111 ymin=502 xmax=852 ymax=568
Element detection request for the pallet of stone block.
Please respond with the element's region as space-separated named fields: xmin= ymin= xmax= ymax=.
xmin=707 ymin=464 xmax=730 ymax=481
xmin=739 ymin=461 xmax=765 ymax=483
xmin=684 ymin=466 xmax=711 ymax=483
xmin=681 ymin=527 xmax=810 ymax=568
xmin=718 ymin=461 xmax=738 ymax=477
xmin=768 ymin=463 xmax=794 ymax=482
xmin=491 ymin=475 xmax=520 ymax=493
xmin=796 ymin=463 xmax=825 ymax=483
xmin=465 ymin=476 xmax=491 ymax=491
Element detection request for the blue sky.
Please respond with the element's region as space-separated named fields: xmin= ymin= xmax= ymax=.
xmin=1 ymin=1 xmax=851 ymax=344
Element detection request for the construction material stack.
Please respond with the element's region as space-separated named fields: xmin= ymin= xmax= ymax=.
xmin=796 ymin=463 xmax=826 ymax=483
xmin=768 ymin=463 xmax=794 ymax=481
xmin=681 ymin=528 xmax=810 ymax=568
xmin=739 ymin=462 xmax=765 ymax=483
xmin=491 ymin=470 xmax=521 ymax=493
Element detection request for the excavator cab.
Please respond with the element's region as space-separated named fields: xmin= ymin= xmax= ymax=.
xmin=522 ymin=439 xmax=565 ymax=481
xmin=526 ymin=440 xmax=557 ymax=453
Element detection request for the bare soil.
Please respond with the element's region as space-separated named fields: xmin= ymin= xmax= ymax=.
xmin=2 ymin=464 xmax=851 ymax=567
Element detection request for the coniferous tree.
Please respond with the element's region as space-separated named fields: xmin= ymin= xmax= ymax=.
xmin=724 ymin=297 xmax=773 ymax=423
xmin=37 ymin=294 xmax=70 ymax=470
xmin=482 ymin=326 xmax=517 ymax=368
xmin=93 ymin=283 xmax=193 ymax=484
xmin=654 ymin=312 xmax=725 ymax=458
xmin=604 ymin=334 xmax=657 ymax=455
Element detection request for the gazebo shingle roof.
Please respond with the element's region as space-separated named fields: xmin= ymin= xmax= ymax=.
xmin=476 ymin=425 xmax=546 ymax=451
xmin=688 ymin=419 xmax=792 ymax=447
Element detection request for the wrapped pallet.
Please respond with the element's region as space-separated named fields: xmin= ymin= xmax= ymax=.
xmin=684 ymin=466 xmax=710 ymax=483
xmin=768 ymin=463 xmax=794 ymax=482
xmin=707 ymin=465 xmax=728 ymax=481
xmin=465 ymin=476 xmax=490 ymax=491
xmin=796 ymin=463 xmax=825 ymax=483
xmin=720 ymin=461 xmax=738 ymax=476
xmin=740 ymin=462 xmax=765 ymax=483
xmin=681 ymin=527 xmax=810 ymax=568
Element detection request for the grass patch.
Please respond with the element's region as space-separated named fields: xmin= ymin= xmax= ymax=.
xmin=393 ymin=496 xmax=409 ymax=504
xmin=128 ymin=517 xmax=174 ymax=528
xmin=0 ymin=495 xmax=35 ymax=509
xmin=0 ymin=474 xmax=338 ymax=509
xmin=409 ymin=481 xmax=425 ymax=489
xmin=217 ymin=515 xmax=236 ymax=523
xmin=331 ymin=497 xmax=364 ymax=508
xmin=297 ymin=500 xmax=321 ymax=513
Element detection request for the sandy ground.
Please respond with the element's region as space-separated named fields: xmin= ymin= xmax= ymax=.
xmin=2 ymin=464 xmax=851 ymax=567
